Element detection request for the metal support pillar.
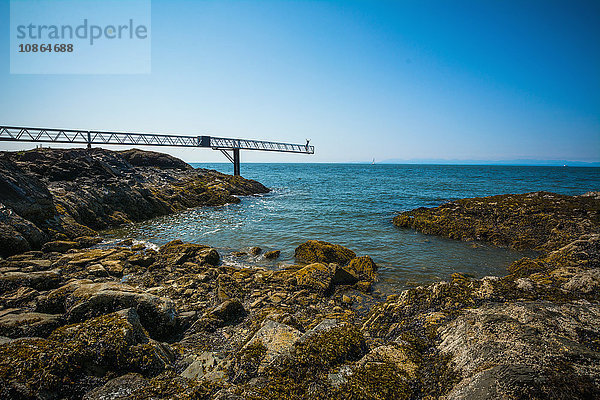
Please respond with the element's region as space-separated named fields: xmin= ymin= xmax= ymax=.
xmin=233 ymin=148 xmax=240 ymax=176
xmin=87 ymin=131 xmax=91 ymax=149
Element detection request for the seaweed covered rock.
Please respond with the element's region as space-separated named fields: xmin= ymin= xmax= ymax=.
xmin=295 ymin=240 xmax=356 ymax=265
xmin=158 ymin=240 xmax=220 ymax=266
xmin=189 ymin=298 xmax=247 ymax=333
xmin=264 ymin=250 xmax=281 ymax=260
xmin=82 ymin=373 xmax=149 ymax=400
xmin=393 ymin=191 xmax=600 ymax=252
xmin=43 ymin=281 xmax=177 ymax=340
xmin=41 ymin=240 xmax=79 ymax=253
xmin=249 ymin=321 xmax=367 ymax=399
xmin=180 ymin=351 xmax=227 ymax=381
xmin=0 ymin=308 xmax=169 ymax=399
xmin=210 ymin=298 xmax=246 ymax=323
xmin=357 ymin=228 xmax=600 ymax=399
xmin=333 ymin=343 xmax=420 ymax=399
xmin=345 ymin=256 xmax=378 ymax=282
xmin=243 ymin=319 xmax=302 ymax=370
xmin=329 ymin=263 xmax=359 ymax=286
xmin=295 ymin=262 xmax=333 ymax=291
xmin=0 ymin=186 xmax=597 ymax=398
xmin=102 ymin=371 xmax=222 ymax=400
xmin=501 ymin=233 xmax=600 ymax=302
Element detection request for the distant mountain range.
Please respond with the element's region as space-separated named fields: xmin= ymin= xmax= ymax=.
xmin=369 ymin=158 xmax=600 ymax=167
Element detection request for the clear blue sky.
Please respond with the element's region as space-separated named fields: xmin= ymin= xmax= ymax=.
xmin=1 ymin=0 xmax=599 ymax=163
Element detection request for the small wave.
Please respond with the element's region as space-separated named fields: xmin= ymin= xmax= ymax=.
xmin=132 ymin=239 xmax=159 ymax=251
xmin=201 ymin=228 xmax=222 ymax=235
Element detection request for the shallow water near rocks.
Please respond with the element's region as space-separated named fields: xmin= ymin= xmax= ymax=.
xmin=105 ymin=164 xmax=599 ymax=289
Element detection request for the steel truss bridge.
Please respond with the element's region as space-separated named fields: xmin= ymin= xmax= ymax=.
xmin=0 ymin=125 xmax=314 ymax=176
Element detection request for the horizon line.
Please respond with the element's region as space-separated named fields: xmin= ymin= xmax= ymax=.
xmin=188 ymin=160 xmax=600 ymax=167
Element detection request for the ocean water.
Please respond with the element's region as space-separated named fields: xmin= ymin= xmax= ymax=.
xmin=105 ymin=164 xmax=600 ymax=289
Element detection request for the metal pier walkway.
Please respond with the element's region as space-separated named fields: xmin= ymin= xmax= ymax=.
xmin=0 ymin=125 xmax=314 ymax=176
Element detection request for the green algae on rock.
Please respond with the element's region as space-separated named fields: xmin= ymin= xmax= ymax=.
xmin=295 ymin=240 xmax=356 ymax=265
xmin=0 ymin=308 xmax=169 ymax=399
xmin=345 ymin=256 xmax=378 ymax=282
xmin=393 ymin=191 xmax=600 ymax=252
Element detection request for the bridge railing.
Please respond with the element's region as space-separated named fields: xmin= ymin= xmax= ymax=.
xmin=0 ymin=126 xmax=200 ymax=147
xmin=0 ymin=126 xmax=314 ymax=154
xmin=210 ymin=137 xmax=314 ymax=154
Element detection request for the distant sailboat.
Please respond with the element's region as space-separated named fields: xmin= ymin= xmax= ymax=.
xmin=372 ymin=158 xmax=375 ymax=165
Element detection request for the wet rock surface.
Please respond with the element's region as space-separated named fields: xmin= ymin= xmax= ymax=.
xmin=0 ymin=151 xmax=598 ymax=400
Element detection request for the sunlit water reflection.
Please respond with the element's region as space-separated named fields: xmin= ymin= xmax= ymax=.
xmin=104 ymin=164 xmax=599 ymax=289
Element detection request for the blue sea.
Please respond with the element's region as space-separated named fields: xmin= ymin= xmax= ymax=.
xmin=105 ymin=164 xmax=600 ymax=289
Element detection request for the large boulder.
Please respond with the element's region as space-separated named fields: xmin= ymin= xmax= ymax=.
xmin=46 ymin=282 xmax=177 ymax=340
xmin=158 ymin=240 xmax=220 ymax=266
xmin=0 ymin=311 xmax=62 ymax=339
xmin=294 ymin=240 xmax=356 ymax=265
xmin=295 ymin=263 xmax=332 ymax=291
xmin=439 ymin=301 xmax=600 ymax=399
xmin=0 ymin=308 xmax=169 ymax=399
xmin=0 ymin=270 xmax=62 ymax=292
xmin=345 ymin=256 xmax=378 ymax=281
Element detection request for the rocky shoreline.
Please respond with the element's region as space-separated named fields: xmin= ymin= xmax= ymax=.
xmin=0 ymin=148 xmax=269 ymax=257
xmin=0 ymin=149 xmax=599 ymax=399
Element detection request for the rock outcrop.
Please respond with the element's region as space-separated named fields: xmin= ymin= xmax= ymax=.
xmin=365 ymin=190 xmax=600 ymax=399
xmin=439 ymin=301 xmax=600 ymax=399
xmin=295 ymin=240 xmax=356 ymax=265
xmin=393 ymin=191 xmax=600 ymax=251
xmin=0 ymin=148 xmax=269 ymax=257
xmin=0 ymin=308 xmax=170 ymax=399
